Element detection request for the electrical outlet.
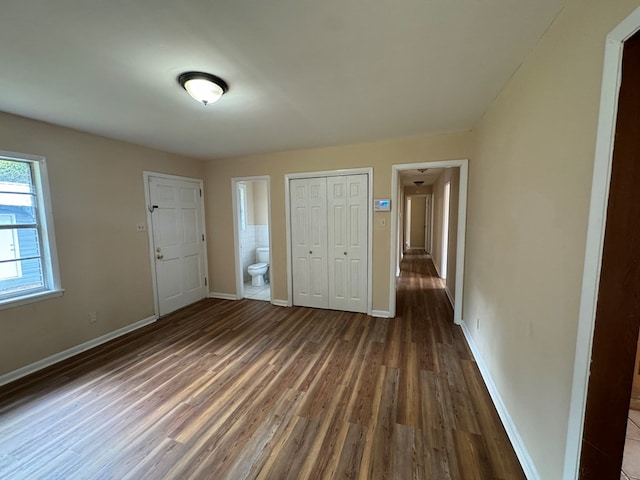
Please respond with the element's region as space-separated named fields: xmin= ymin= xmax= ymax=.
xmin=136 ymin=223 xmax=146 ymax=232
xmin=89 ymin=312 xmax=97 ymax=324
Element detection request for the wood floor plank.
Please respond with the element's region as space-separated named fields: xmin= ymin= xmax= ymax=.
xmin=397 ymin=340 xmax=420 ymax=427
xmin=368 ymin=366 xmax=400 ymax=478
xmin=0 ymin=250 xmax=525 ymax=479
xmin=393 ymin=423 xmax=416 ymax=479
xmin=453 ymin=429 xmax=494 ymax=480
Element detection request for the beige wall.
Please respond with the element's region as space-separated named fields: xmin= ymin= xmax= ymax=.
xmin=244 ymin=181 xmax=255 ymax=225
xmin=204 ymin=132 xmax=473 ymax=310
xmin=431 ymin=168 xmax=459 ymax=301
xmin=0 ymin=111 xmax=204 ymax=377
xmin=252 ymin=180 xmax=269 ymax=225
xmin=398 ymin=181 xmax=405 ymax=263
xmin=463 ymin=0 xmax=640 ymax=477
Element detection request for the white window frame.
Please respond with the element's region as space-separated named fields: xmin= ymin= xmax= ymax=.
xmin=0 ymin=213 xmax=22 ymax=280
xmin=0 ymin=150 xmax=63 ymax=310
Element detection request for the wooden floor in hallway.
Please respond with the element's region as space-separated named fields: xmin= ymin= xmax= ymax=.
xmin=0 ymin=250 xmax=525 ymax=479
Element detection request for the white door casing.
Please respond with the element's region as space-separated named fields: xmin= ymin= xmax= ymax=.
xmin=147 ymin=174 xmax=207 ymax=316
xmin=327 ymin=174 xmax=368 ymax=313
xmin=441 ymin=182 xmax=451 ymax=280
xmin=425 ymin=194 xmax=432 ymax=253
xmin=290 ymin=177 xmax=329 ymax=309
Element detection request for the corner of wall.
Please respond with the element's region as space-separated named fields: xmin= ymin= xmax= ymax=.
xmin=208 ymin=292 xmax=240 ymax=301
xmin=459 ymin=320 xmax=541 ymax=480
xmin=0 ymin=314 xmax=158 ymax=387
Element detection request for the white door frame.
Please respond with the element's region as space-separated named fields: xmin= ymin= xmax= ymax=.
xmin=424 ymin=194 xmax=433 ymax=253
xmin=441 ymin=181 xmax=451 ymax=280
xmin=390 ymin=160 xmax=468 ymax=323
xmin=285 ymin=167 xmax=374 ymax=315
xmin=143 ymin=171 xmax=209 ymax=318
xmin=428 ymin=193 xmax=435 ymax=253
xmin=563 ymin=7 xmax=640 ymax=479
xmin=231 ymin=176 xmax=272 ymax=301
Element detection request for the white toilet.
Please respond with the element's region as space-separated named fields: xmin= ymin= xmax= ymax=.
xmin=247 ymin=246 xmax=269 ymax=287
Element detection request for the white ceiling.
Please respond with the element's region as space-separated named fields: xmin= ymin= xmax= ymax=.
xmin=0 ymin=0 xmax=564 ymax=160
xmin=401 ymin=168 xmax=444 ymax=187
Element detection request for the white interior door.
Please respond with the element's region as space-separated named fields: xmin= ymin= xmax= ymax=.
xmin=409 ymin=195 xmax=426 ymax=247
xmin=149 ymin=175 xmax=207 ymax=315
xmin=290 ymin=177 xmax=328 ymax=308
xmin=327 ymin=174 xmax=368 ymax=313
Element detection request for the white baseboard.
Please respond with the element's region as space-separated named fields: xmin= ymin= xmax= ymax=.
xmin=445 ymin=286 xmax=454 ymax=307
xmin=208 ymin=292 xmax=239 ymax=301
xmin=459 ymin=320 xmax=540 ymax=480
xmin=433 ymin=260 xmax=443 ymax=279
xmin=0 ymin=314 xmax=158 ymax=388
xmin=371 ymin=310 xmax=392 ymax=318
xmin=272 ymin=299 xmax=289 ymax=307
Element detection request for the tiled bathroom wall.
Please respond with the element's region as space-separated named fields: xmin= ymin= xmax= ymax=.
xmin=255 ymin=225 xmax=269 ymax=249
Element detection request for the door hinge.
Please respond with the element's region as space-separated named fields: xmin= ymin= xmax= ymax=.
xmin=202 ymin=234 xmax=205 ymax=242
xmin=204 ymin=277 xmax=208 ymax=286
xmin=199 ymin=188 xmax=202 ymax=197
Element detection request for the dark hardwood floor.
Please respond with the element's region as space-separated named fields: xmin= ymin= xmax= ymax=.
xmin=0 ymin=250 xmax=525 ymax=479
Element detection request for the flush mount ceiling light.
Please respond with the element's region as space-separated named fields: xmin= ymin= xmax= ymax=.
xmin=178 ymin=71 xmax=229 ymax=106
xmin=413 ymin=181 xmax=424 ymax=186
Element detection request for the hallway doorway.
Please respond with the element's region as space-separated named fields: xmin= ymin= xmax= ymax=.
xmin=390 ymin=160 xmax=468 ymax=323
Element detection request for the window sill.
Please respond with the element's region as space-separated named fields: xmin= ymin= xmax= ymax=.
xmin=0 ymin=288 xmax=65 ymax=311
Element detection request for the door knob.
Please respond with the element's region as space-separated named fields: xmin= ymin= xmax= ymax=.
xmin=156 ymin=254 xmax=164 ymax=260
xmin=344 ymin=252 xmax=347 ymax=255
xmin=309 ymin=251 xmax=312 ymax=254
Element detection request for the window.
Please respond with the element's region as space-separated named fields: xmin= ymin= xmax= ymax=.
xmin=0 ymin=151 xmax=62 ymax=307
xmin=238 ymin=183 xmax=247 ymax=232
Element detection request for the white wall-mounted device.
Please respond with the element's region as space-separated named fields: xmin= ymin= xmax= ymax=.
xmin=374 ymin=199 xmax=391 ymax=211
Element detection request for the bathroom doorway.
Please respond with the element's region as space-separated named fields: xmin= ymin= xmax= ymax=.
xmin=232 ymin=176 xmax=271 ymax=302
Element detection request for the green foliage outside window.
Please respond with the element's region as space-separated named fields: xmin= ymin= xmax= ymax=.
xmin=0 ymin=160 xmax=31 ymax=185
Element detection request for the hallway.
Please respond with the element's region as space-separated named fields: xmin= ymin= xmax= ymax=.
xmin=0 ymin=250 xmax=524 ymax=479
